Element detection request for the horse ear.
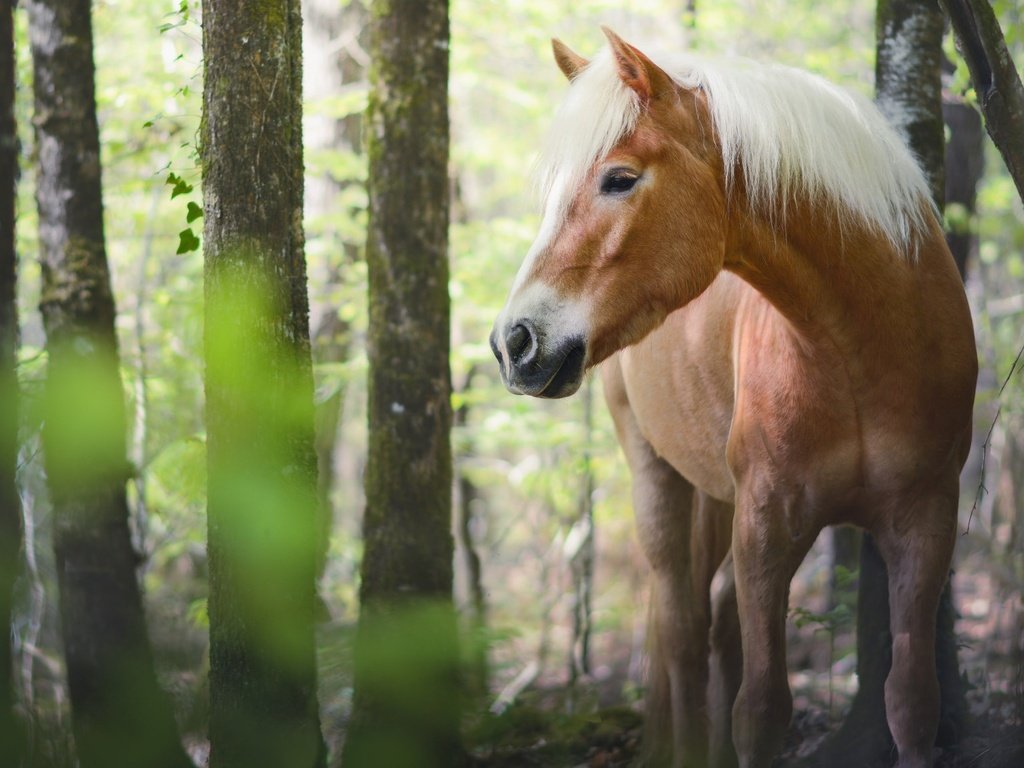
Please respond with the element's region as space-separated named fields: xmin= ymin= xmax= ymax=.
xmin=601 ymin=26 xmax=672 ymax=104
xmin=552 ymin=38 xmax=589 ymax=81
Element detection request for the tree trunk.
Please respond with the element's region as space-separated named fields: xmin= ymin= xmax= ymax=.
xmin=940 ymin=0 xmax=1024 ymax=201
xmin=1 ymin=1 xmax=22 ymax=761
xmin=201 ymin=1 xmax=324 ymax=766
xmin=25 ymin=2 xmax=191 ymax=767
xmin=342 ymin=1 xmax=461 ymax=765
xmin=942 ymin=81 xmax=985 ymax=279
xmin=822 ymin=2 xmax=966 ymax=762
xmin=453 ymin=367 xmax=488 ymax=701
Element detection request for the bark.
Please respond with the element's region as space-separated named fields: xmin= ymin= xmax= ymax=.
xmin=453 ymin=367 xmax=488 ymax=700
xmin=941 ymin=0 xmax=1024 ymax=201
xmin=1 ymin=1 xmax=22 ymax=761
xmin=25 ymin=2 xmax=191 ymax=767
xmin=570 ymin=379 xmax=595 ymax=685
xmin=201 ymin=0 xmax=324 ymax=766
xmin=822 ymin=2 xmax=966 ymax=762
xmin=342 ymin=0 xmax=461 ymax=765
xmin=942 ymin=85 xmax=985 ymax=278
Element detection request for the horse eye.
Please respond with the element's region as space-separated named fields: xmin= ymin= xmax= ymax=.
xmin=600 ymin=169 xmax=640 ymax=195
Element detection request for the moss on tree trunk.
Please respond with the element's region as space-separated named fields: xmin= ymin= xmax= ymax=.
xmin=342 ymin=1 xmax=462 ymax=765
xmin=201 ymin=0 xmax=325 ymax=766
xmin=25 ymin=2 xmax=191 ymax=767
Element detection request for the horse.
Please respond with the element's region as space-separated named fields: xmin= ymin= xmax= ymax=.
xmin=489 ymin=28 xmax=977 ymax=768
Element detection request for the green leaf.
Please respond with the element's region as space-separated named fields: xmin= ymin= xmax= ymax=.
xmin=166 ymin=171 xmax=193 ymax=199
xmin=186 ymin=201 xmax=203 ymax=223
xmin=176 ymin=228 xmax=200 ymax=254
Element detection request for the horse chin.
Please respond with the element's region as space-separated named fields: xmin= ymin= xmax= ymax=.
xmin=502 ymin=338 xmax=586 ymax=399
xmin=535 ymin=341 xmax=587 ymax=399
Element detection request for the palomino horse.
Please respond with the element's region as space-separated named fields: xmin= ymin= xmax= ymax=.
xmin=490 ymin=29 xmax=976 ymax=768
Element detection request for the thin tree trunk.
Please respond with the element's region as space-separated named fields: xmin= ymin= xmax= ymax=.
xmin=201 ymin=0 xmax=324 ymax=766
xmin=25 ymin=2 xmax=191 ymax=766
xmin=569 ymin=378 xmax=595 ymax=686
xmin=941 ymin=0 xmax=1024 ymax=201
xmin=942 ymin=82 xmax=985 ymax=279
xmin=453 ymin=367 xmax=488 ymax=700
xmin=0 ymin=0 xmax=22 ymax=761
xmin=342 ymin=1 xmax=461 ymax=765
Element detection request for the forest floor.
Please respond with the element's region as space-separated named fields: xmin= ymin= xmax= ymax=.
xmin=466 ymin=545 xmax=1023 ymax=768
xmin=466 ymin=670 xmax=1023 ymax=768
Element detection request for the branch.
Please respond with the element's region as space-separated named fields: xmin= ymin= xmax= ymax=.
xmin=941 ymin=0 xmax=1024 ymax=202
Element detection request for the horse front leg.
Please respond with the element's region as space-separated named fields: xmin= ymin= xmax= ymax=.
xmin=635 ymin=463 xmax=709 ymax=768
xmin=603 ymin=359 xmax=711 ymax=767
xmin=730 ymin=488 xmax=816 ymax=768
xmin=874 ymin=491 xmax=958 ymax=768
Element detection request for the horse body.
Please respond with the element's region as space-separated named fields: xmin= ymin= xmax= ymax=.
xmin=491 ymin=30 xmax=977 ymax=768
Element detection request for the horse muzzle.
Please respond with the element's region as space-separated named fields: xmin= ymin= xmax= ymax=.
xmin=490 ymin=320 xmax=586 ymax=399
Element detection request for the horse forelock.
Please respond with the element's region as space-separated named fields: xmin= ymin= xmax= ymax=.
xmin=538 ymin=45 xmax=934 ymax=256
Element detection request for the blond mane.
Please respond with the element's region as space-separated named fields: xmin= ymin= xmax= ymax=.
xmin=538 ymin=46 xmax=934 ymax=251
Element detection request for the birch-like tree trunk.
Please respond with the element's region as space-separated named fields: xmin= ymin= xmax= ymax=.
xmin=342 ymin=1 xmax=462 ymax=765
xmin=0 ymin=1 xmax=22 ymax=760
xmin=25 ymin=2 xmax=191 ymax=766
xmin=201 ymin=0 xmax=324 ymax=766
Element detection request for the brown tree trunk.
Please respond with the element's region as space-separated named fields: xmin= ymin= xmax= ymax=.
xmin=25 ymin=2 xmax=191 ymax=766
xmin=942 ymin=83 xmax=984 ymax=279
xmin=342 ymin=1 xmax=461 ymax=765
xmin=0 ymin=1 xmax=22 ymax=761
xmin=201 ymin=0 xmax=325 ymax=766
xmin=941 ymin=0 xmax=1024 ymax=201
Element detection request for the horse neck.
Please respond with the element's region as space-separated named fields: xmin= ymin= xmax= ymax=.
xmin=721 ymin=190 xmax=960 ymax=369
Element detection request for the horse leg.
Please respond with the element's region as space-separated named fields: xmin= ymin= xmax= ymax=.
xmin=874 ymin=492 xmax=957 ymax=768
xmin=603 ymin=359 xmax=710 ymax=767
xmin=707 ymin=551 xmax=740 ymax=768
xmin=637 ymin=468 xmax=708 ymax=767
xmin=730 ymin=491 xmax=816 ymax=768
xmin=690 ymin=497 xmax=739 ymax=768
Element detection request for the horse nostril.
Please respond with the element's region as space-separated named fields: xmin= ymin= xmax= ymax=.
xmin=506 ymin=323 xmax=534 ymax=363
xmin=489 ymin=329 xmax=502 ymax=363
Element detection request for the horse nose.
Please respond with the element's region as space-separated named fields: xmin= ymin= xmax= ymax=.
xmin=506 ymin=323 xmax=537 ymax=365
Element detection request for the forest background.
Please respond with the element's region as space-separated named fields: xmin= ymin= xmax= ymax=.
xmin=3 ymin=0 xmax=1023 ymax=765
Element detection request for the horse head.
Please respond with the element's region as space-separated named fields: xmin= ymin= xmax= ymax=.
xmin=491 ymin=29 xmax=727 ymax=398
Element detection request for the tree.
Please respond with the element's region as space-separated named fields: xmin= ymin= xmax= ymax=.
xmin=1 ymin=0 xmax=22 ymax=761
xmin=342 ymin=1 xmax=461 ymax=765
xmin=24 ymin=1 xmax=192 ymax=766
xmin=200 ymin=0 xmax=325 ymax=766
xmin=941 ymin=0 xmax=1024 ymax=200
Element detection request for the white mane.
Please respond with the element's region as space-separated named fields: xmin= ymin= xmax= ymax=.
xmin=538 ymin=46 xmax=934 ymax=251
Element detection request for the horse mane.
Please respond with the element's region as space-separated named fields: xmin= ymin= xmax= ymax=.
xmin=538 ymin=46 xmax=934 ymax=252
